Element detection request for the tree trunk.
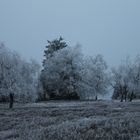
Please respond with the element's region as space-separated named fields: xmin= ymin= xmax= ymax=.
xmin=124 ymin=92 xmax=127 ymax=102
xmin=129 ymin=92 xmax=134 ymax=102
xmin=9 ymin=93 xmax=14 ymax=109
xmin=95 ymin=95 xmax=98 ymax=101
xmin=120 ymin=94 xmax=124 ymax=102
xmin=123 ymin=85 xmax=128 ymax=102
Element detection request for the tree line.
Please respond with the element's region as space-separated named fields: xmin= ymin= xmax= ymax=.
xmin=0 ymin=37 xmax=140 ymax=103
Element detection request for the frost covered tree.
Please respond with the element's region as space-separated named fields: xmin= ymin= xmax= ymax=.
xmin=18 ymin=59 xmax=40 ymax=102
xmin=41 ymin=37 xmax=68 ymax=99
xmin=79 ymin=55 xmax=109 ymax=100
xmin=41 ymin=44 xmax=83 ymax=100
xmin=112 ymin=56 xmax=140 ymax=102
xmin=111 ymin=63 xmax=130 ymax=102
xmin=128 ymin=55 xmax=140 ymax=101
xmin=0 ymin=43 xmax=40 ymax=102
xmin=0 ymin=44 xmax=19 ymax=102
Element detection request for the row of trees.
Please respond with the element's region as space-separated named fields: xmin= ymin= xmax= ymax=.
xmin=40 ymin=37 xmax=140 ymax=102
xmin=0 ymin=37 xmax=140 ymax=102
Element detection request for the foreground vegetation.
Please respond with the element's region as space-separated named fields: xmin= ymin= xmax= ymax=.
xmin=0 ymin=100 xmax=140 ymax=140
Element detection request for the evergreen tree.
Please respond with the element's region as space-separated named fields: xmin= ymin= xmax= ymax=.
xmin=43 ymin=36 xmax=67 ymax=66
xmin=40 ymin=38 xmax=82 ymax=100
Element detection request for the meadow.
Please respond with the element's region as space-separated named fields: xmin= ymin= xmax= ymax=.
xmin=0 ymin=100 xmax=140 ymax=140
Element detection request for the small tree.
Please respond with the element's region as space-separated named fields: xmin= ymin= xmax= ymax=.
xmin=79 ymin=55 xmax=109 ymax=100
xmin=112 ymin=56 xmax=140 ymax=102
xmin=111 ymin=63 xmax=130 ymax=102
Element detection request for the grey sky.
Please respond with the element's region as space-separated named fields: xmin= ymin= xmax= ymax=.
xmin=0 ymin=0 xmax=140 ymax=66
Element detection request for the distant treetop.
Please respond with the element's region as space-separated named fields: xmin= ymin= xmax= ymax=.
xmin=45 ymin=36 xmax=67 ymax=56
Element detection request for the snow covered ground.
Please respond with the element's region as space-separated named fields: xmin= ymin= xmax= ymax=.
xmin=0 ymin=100 xmax=140 ymax=140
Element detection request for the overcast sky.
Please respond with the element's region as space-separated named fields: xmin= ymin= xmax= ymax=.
xmin=0 ymin=0 xmax=140 ymax=66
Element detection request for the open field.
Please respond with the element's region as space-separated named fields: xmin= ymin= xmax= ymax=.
xmin=0 ymin=100 xmax=140 ymax=140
